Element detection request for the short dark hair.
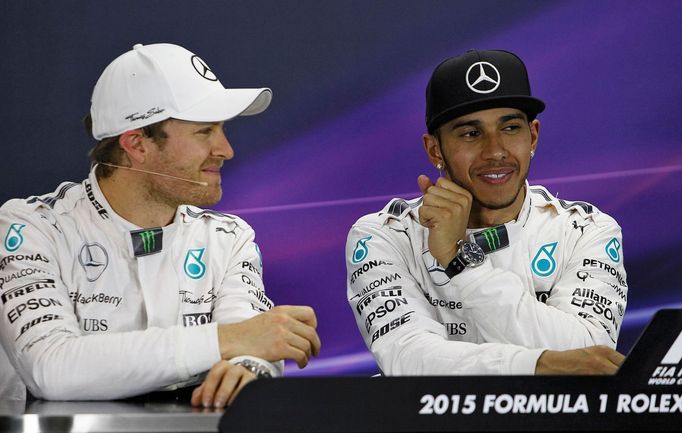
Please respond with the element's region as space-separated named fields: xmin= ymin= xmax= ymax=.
xmin=84 ymin=114 xmax=169 ymax=178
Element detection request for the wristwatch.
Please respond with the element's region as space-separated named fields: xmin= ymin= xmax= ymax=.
xmin=234 ymin=359 xmax=273 ymax=379
xmin=444 ymin=240 xmax=486 ymax=278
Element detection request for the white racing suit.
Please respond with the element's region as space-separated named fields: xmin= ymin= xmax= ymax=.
xmin=346 ymin=185 xmax=627 ymax=375
xmin=0 ymin=168 xmax=280 ymax=400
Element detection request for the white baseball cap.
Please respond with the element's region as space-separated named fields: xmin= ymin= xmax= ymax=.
xmin=90 ymin=43 xmax=272 ymax=140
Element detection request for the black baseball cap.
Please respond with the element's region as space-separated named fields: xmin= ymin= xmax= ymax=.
xmin=426 ymin=49 xmax=545 ymax=133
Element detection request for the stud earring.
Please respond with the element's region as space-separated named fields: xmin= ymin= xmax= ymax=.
xmin=530 ymin=150 xmax=535 ymax=159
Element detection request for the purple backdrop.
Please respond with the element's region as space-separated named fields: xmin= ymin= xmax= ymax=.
xmin=1 ymin=0 xmax=681 ymax=375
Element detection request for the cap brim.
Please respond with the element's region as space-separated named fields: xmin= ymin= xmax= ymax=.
xmin=428 ymin=95 xmax=545 ymax=133
xmin=174 ymin=88 xmax=272 ymax=123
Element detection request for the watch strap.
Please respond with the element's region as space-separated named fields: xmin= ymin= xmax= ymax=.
xmin=234 ymin=359 xmax=272 ymax=378
xmin=444 ymin=254 xmax=467 ymax=278
xmin=229 ymin=355 xmax=279 ymax=379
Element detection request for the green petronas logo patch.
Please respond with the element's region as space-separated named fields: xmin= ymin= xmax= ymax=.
xmin=472 ymin=225 xmax=509 ymax=254
xmin=4 ymin=223 xmax=26 ymax=252
xmin=131 ymin=228 xmax=163 ymax=257
xmin=184 ymin=248 xmax=206 ymax=279
xmin=351 ymin=235 xmax=372 ymax=264
xmin=532 ymin=242 xmax=558 ymax=277
xmin=605 ymin=238 xmax=621 ymax=263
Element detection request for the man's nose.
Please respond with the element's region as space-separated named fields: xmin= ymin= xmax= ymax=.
xmin=480 ymin=133 xmax=508 ymax=160
xmin=213 ymin=129 xmax=234 ymax=160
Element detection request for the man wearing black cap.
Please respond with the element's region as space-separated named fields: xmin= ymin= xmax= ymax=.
xmin=346 ymin=50 xmax=627 ymax=375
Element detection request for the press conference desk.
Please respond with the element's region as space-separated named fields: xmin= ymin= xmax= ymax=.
xmin=2 ymin=309 xmax=681 ymax=433
xmin=0 ymin=396 xmax=222 ymax=433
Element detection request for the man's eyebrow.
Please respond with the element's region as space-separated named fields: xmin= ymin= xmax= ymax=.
xmin=447 ymin=111 xmax=527 ymax=131
xmin=450 ymin=119 xmax=482 ymax=130
xmin=499 ymin=113 xmax=526 ymax=123
xmin=193 ymin=121 xmax=223 ymax=129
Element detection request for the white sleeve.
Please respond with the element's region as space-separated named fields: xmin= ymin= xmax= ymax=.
xmin=346 ymin=220 xmax=544 ymax=375
xmin=0 ymin=208 xmax=220 ymax=400
xmin=453 ymin=213 xmax=627 ymax=350
xmin=211 ymin=221 xmax=282 ymax=376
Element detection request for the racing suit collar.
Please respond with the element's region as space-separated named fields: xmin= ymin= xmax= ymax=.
xmin=460 ymin=181 xmax=532 ymax=254
xmin=411 ymin=181 xmax=532 ymax=231
xmin=87 ymin=167 xmax=179 ymax=258
xmin=88 ymin=165 xmax=183 ymax=231
xmin=87 ymin=166 xmax=139 ymax=232
xmin=511 ymin=180 xmax=532 ymax=228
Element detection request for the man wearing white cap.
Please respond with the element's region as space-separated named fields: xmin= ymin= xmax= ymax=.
xmin=0 ymin=43 xmax=320 ymax=407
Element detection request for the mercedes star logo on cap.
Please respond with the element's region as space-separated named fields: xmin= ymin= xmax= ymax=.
xmin=466 ymin=61 xmax=500 ymax=94
xmin=191 ymin=55 xmax=218 ymax=82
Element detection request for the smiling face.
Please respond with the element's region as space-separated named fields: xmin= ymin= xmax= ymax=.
xmin=141 ymin=119 xmax=234 ymax=208
xmin=424 ymin=107 xmax=539 ymax=225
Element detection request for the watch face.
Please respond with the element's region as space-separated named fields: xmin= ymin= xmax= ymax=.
xmin=461 ymin=242 xmax=485 ymax=266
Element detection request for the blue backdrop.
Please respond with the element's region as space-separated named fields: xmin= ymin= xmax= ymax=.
xmin=1 ymin=0 xmax=681 ymax=375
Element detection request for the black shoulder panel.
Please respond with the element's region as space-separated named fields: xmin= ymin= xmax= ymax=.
xmin=558 ymin=199 xmax=594 ymax=215
xmin=26 ymin=183 xmax=78 ymax=208
xmin=386 ymin=199 xmax=410 ymax=217
xmin=186 ymin=207 xmax=233 ymax=220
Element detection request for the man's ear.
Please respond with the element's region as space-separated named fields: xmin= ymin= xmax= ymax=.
xmin=529 ymin=119 xmax=540 ymax=155
xmin=119 ymin=129 xmax=148 ymax=165
xmin=422 ymin=133 xmax=444 ymax=167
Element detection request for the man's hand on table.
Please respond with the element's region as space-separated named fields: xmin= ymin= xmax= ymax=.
xmin=536 ymin=345 xmax=625 ymax=375
xmin=218 ymin=305 xmax=321 ymax=368
xmin=191 ymin=361 xmax=255 ymax=409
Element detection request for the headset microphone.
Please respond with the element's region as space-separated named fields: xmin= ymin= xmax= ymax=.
xmin=99 ymin=163 xmax=209 ymax=186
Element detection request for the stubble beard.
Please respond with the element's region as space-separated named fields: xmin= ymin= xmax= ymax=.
xmin=187 ymin=186 xmax=222 ymax=207
xmin=446 ymin=164 xmax=529 ymax=212
xmin=147 ymin=152 xmax=225 ymax=207
xmin=146 ymin=173 xmax=222 ymax=209
xmin=472 ymin=185 xmax=524 ymax=210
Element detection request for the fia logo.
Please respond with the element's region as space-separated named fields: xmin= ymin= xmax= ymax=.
xmin=184 ymin=248 xmax=206 ymax=279
xmin=4 ymin=223 xmax=26 ymax=252
xmin=661 ymin=331 xmax=682 ymax=365
xmin=649 ymin=330 xmax=682 ymax=385
xmin=351 ymin=235 xmax=372 ymax=264
xmin=531 ymin=242 xmax=558 ymax=277
xmin=605 ymin=238 xmax=621 ymax=263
